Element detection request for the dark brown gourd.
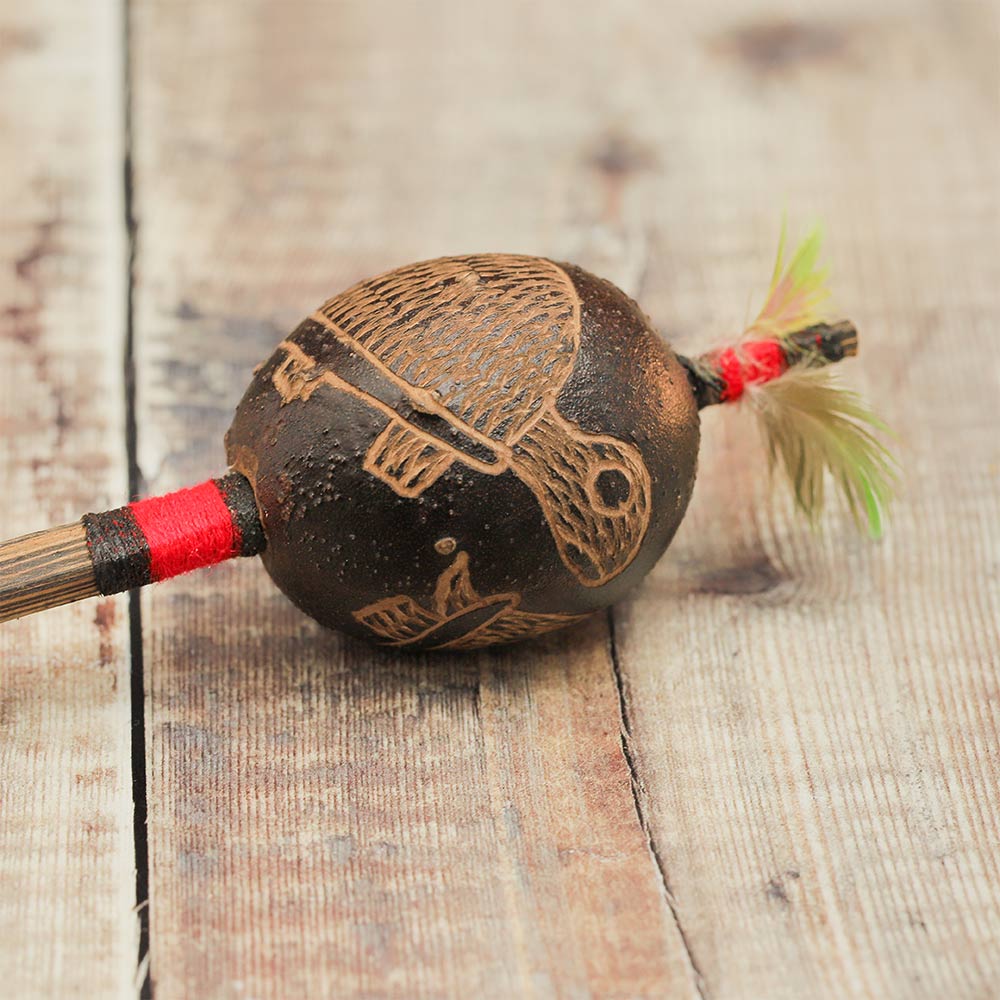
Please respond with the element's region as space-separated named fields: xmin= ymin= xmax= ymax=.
xmin=225 ymin=255 xmax=700 ymax=649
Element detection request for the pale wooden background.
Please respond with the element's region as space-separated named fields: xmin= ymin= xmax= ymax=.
xmin=1 ymin=0 xmax=998 ymax=997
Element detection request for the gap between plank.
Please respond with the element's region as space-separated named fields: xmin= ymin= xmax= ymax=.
xmin=122 ymin=0 xmax=152 ymax=994
xmin=607 ymin=608 xmax=709 ymax=999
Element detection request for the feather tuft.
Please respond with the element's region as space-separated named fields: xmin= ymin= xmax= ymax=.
xmin=746 ymin=367 xmax=897 ymax=538
xmin=746 ymin=222 xmax=830 ymax=340
xmin=744 ymin=225 xmax=896 ymax=537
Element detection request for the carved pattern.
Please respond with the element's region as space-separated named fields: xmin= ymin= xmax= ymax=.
xmin=512 ymin=410 xmax=651 ymax=586
xmin=321 ymin=256 xmax=579 ymax=442
xmin=353 ymin=552 xmax=589 ymax=650
xmin=275 ymin=254 xmax=653 ymax=586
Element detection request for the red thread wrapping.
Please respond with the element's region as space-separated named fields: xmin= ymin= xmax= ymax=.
xmin=718 ymin=340 xmax=787 ymax=402
xmin=130 ymin=480 xmax=241 ymax=582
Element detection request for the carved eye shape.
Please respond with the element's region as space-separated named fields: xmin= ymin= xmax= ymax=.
xmin=592 ymin=467 xmax=632 ymax=514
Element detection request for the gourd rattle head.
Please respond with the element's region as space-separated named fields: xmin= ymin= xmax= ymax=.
xmin=226 ymin=255 xmax=700 ymax=650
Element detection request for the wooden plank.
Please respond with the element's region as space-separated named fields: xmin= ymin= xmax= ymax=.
xmin=613 ymin=2 xmax=1000 ymax=998
xmin=0 ymin=1 xmax=137 ymax=997
xmin=129 ymin=1 xmax=697 ymax=996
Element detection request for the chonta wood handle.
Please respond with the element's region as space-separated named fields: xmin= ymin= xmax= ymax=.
xmin=0 ymin=522 xmax=99 ymax=624
xmin=0 ymin=473 xmax=265 ymax=627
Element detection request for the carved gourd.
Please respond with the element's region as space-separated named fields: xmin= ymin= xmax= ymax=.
xmin=0 ymin=232 xmax=893 ymax=651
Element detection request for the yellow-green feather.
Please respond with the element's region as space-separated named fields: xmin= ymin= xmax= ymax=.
xmin=745 ymin=227 xmax=897 ymax=537
xmin=748 ymin=223 xmax=830 ymax=339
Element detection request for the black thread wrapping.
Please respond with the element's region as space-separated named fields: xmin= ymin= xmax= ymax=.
xmin=214 ymin=471 xmax=266 ymax=558
xmin=81 ymin=472 xmax=264 ymax=597
xmin=82 ymin=507 xmax=152 ymax=595
xmin=677 ymin=354 xmax=725 ymax=409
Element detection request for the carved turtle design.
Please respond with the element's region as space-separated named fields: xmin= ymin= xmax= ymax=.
xmin=274 ymin=254 xmax=652 ymax=587
xmin=227 ymin=253 xmax=700 ymax=649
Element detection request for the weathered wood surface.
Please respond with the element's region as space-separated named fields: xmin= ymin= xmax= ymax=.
xmin=0 ymin=1 xmax=137 ymax=998
xmin=128 ymin=0 xmax=1000 ymax=997
xmin=3 ymin=0 xmax=998 ymax=996
xmin=128 ymin=0 xmax=693 ymax=994
xmin=612 ymin=3 xmax=1000 ymax=997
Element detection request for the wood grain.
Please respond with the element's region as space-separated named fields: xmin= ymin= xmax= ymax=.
xmin=0 ymin=0 xmax=994 ymax=995
xmin=0 ymin=1 xmax=137 ymax=997
xmin=0 ymin=522 xmax=99 ymax=624
xmin=95 ymin=0 xmax=1000 ymax=996
xmin=128 ymin=1 xmax=696 ymax=997
xmin=611 ymin=2 xmax=1000 ymax=999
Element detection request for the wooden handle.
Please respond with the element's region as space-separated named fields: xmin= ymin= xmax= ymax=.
xmin=0 ymin=522 xmax=99 ymax=624
xmin=0 ymin=474 xmax=265 ymax=626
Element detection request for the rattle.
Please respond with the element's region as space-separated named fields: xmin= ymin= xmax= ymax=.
xmin=0 ymin=229 xmax=893 ymax=650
